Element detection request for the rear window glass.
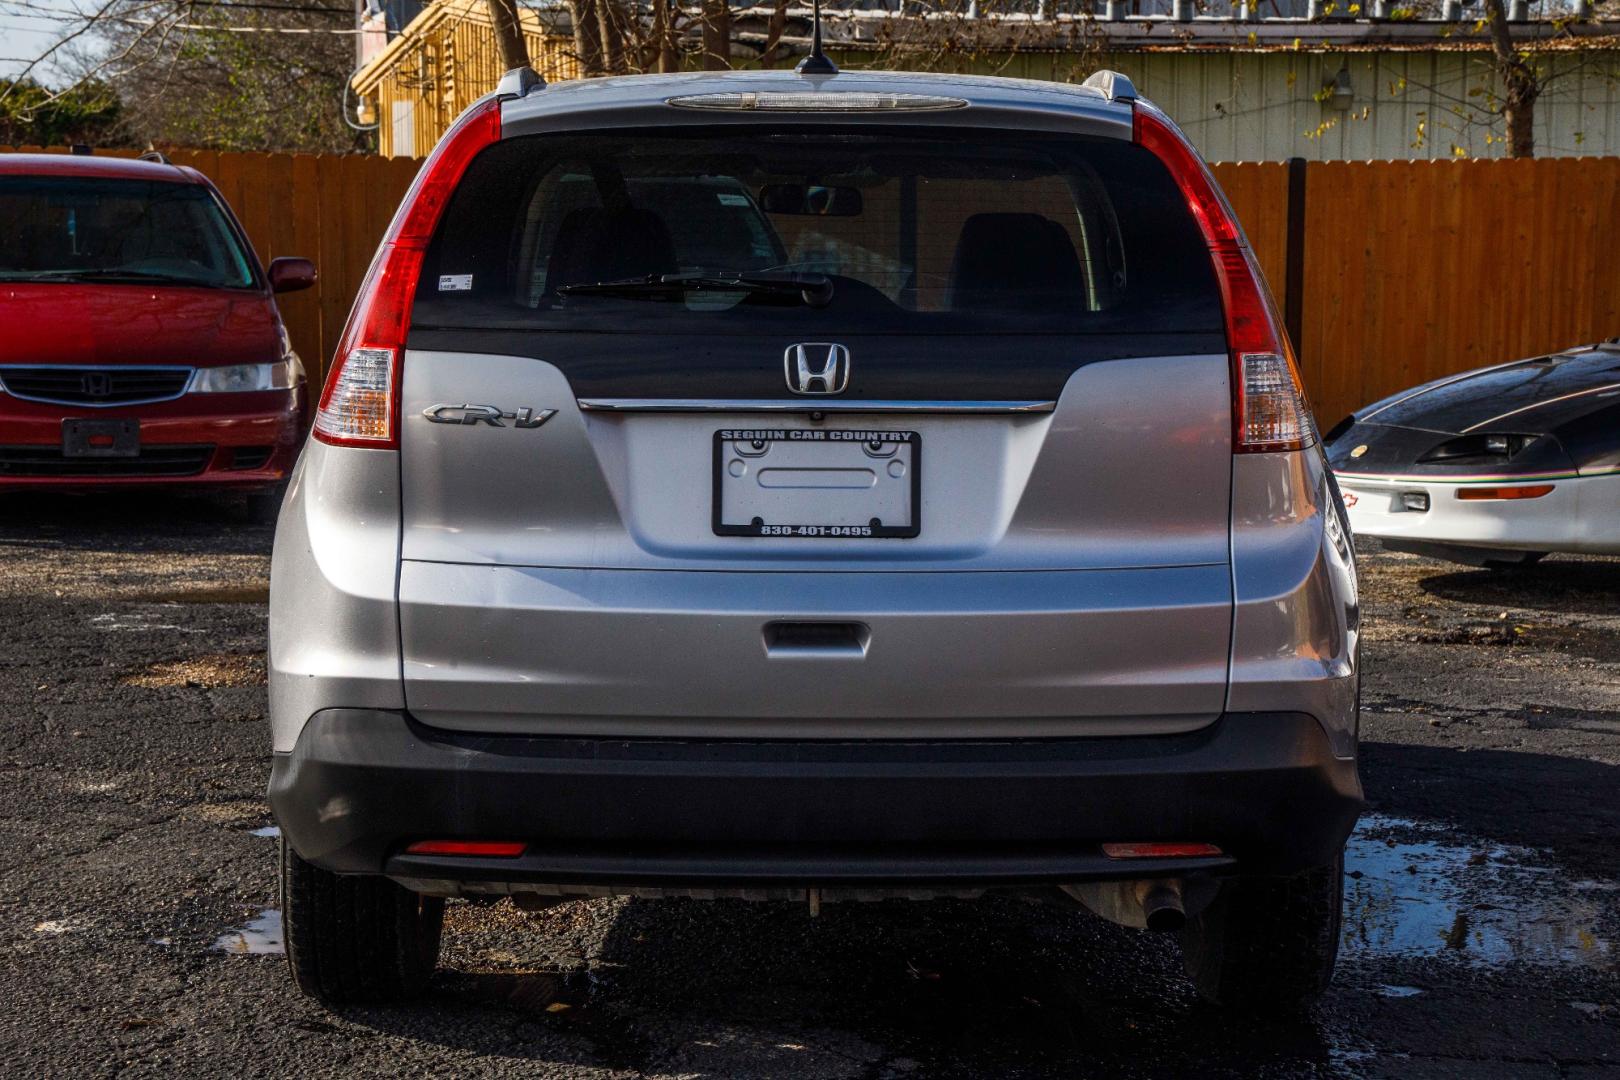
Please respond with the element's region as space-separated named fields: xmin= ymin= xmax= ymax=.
xmin=0 ymin=176 xmax=255 ymax=289
xmin=416 ymin=128 xmax=1221 ymax=336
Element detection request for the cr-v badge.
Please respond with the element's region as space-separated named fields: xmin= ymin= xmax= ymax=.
xmin=421 ymin=404 xmax=556 ymax=428
xmin=784 ymin=343 xmax=850 ymax=395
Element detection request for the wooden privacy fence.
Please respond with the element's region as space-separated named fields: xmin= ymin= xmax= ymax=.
xmin=1214 ymin=157 xmax=1620 ymax=425
xmin=7 ymin=147 xmax=1620 ymax=424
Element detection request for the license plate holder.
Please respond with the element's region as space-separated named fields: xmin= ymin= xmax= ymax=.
xmin=62 ymin=418 xmax=140 ymax=458
xmin=713 ymin=428 xmax=920 ymax=539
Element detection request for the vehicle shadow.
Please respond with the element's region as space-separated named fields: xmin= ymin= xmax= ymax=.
xmin=1360 ymin=740 xmax=1620 ymax=880
xmin=0 ymin=490 xmax=271 ymax=555
xmin=348 ymin=893 xmax=1337 ymax=1076
xmin=1415 ymin=556 xmax=1620 ymax=618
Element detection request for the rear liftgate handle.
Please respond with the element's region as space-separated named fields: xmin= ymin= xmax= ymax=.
xmin=761 ymin=621 xmax=870 ymax=659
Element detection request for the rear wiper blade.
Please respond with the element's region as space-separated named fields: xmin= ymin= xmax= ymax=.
xmin=558 ymin=271 xmax=833 ymax=306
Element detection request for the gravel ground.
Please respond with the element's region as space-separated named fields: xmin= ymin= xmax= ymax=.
xmin=0 ymin=492 xmax=1616 ymax=1078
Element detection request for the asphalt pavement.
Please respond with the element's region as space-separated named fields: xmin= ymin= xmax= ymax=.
xmin=0 ymin=493 xmax=1615 ymax=1078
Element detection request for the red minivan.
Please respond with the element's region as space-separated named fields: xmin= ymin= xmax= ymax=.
xmin=0 ymin=152 xmax=314 ymax=520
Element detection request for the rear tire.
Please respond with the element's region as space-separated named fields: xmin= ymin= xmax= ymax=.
xmin=280 ymin=838 xmax=444 ymax=1004
xmin=241 ymin=482 xmax=287 ymax=526
xmin=1179 ymin=858 xmax=1342 ymax=1013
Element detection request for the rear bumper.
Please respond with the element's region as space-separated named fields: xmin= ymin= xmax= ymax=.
xmin=270 ymin=708 xmax=1362 ymax=887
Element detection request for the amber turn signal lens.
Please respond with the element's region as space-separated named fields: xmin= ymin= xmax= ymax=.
xmin=1455 ymin=485 xmax=1555 ymax=500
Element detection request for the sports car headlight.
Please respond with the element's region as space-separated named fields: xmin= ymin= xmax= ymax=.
xmin=1417 ymin=432 xmax=1535 ymax=465
xmin=188 ymin=361 xmax=297 ymax=393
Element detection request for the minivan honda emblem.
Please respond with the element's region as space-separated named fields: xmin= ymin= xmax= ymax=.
xmin=784 ymin=343 xmax=850 ymax=395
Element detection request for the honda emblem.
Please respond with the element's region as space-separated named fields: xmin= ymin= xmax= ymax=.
xmin=784 ymin=343 xmax=850 ymax=395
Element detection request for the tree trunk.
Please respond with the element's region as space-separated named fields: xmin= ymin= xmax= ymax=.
xmin=486 ymin=0 xmax=531 ymax=71
xmin=571 ymin=0 xmax=606 ymax=76
xmin=1481 ymin=0 xmax=1539 ymax=158
xmin=1503 ymin=90 xmax=1537 ymax=158
xmin=598 ymin=0 xmax=628 ymax=74
xmin=701 ymin=0 xmax=730 ymax=70
xmin=760 ymin=0 xmax=790 ymax=67
xmin=653 ymin=0 xmax=679 ymax=72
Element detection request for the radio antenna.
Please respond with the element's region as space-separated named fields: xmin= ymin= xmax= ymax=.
xmin=795 ymin=0 xmax=839 ymax=75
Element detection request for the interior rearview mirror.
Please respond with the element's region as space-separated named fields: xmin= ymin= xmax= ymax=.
xmin=758 ymin=184 xmax=863 ymax=217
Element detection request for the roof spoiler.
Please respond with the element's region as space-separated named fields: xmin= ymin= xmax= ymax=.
xmin=495 ymin=65 xmax=544 ymax=100
xmin=1082 ymin=70 xmax=1138 ymax=104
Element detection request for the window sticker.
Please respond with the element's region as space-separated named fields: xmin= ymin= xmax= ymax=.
xmin=716 ymin=193 xmax=751 ymax=207
xmin=438 ymin=274 xmax=474 ymax=291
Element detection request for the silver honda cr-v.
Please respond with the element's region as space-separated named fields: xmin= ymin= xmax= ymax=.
xmin=268 ymin=63 xmax=1361 ymax=1013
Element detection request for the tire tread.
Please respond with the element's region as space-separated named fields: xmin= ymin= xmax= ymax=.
xmin=279 ymin=839 xmax=443 ymax=1004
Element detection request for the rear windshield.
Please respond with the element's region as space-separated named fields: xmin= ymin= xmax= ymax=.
xmin=0 ymin=176 xmax=256 ymax=289
xmin=416 ymin=128 xmax=1222 ymax=336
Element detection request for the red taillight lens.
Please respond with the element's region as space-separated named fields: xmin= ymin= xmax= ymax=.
xmin=404 ymin=840 xmax=527 ymax=857
xmin=1101 ymin=842 xmax=1225 ymax=859
xmin=313 ymin=98 xmax=501 ymax=450
xmin=1134 ymin=104 xmax=1314 ymax=454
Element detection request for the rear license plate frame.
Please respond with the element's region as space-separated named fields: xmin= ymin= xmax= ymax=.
xmin=712 ymin=427 xmax=921 ymax=539
xmin=62 ymin=418 xmax=140 ymax=458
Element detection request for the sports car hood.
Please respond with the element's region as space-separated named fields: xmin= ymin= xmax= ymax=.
xmin=0 ymin=283 xmax=282 ymax=367
xmin=1352 ymin=344 xmax=1620 ymax=436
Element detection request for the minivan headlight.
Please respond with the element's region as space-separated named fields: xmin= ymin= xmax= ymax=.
xmin=189 ymin=361 xmax=296 ymax=393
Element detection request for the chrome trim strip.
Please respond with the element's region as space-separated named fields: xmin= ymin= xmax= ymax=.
xmin=0 ymin=364 xmax=195 ymax=409
xmin=576 ymin=398 xmax=1057 ymax=414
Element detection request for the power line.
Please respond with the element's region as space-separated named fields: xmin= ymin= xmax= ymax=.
xmin=166 ymin=1 xmax=349 ymax=12
xmin=121 ymin=16 xmax=360 ymax=29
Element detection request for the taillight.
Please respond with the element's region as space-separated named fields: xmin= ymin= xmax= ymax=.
xmin=312 ymin=98 xmax=502 ymax=449
xmin=1134 ymin=103 xmax=1314 ymax=454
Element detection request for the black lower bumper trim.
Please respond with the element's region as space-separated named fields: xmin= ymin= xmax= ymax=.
xmin=270 ymin=710 xmax=1362 ymax=885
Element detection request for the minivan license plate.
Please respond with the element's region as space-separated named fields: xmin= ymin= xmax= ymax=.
xmin=63 ymin=418 xmax=140 ymax=458
xmin=713 ymin=428 xmax=920 ymax=538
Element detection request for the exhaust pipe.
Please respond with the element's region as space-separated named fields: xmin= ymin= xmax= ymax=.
xmin=1139 ymin=881 xmax=1186 ymax=932
xmin=1062 ymin=877 xmax=1208 ymax=931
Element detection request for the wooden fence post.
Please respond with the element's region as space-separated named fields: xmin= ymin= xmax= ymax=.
xmin=1284 ymin=156 xmax=1308 ymax=362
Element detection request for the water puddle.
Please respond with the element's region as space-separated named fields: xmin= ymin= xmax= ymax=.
xmin=89 ymin=612 xmax=201 ymax=634
xmin=1374 ymin=984 xmax=1424 ymax=998
xmin=1343 ymin=814 xmax=1615 ymax=969
xmin=214 ymin=908 xmax=284 ymax=955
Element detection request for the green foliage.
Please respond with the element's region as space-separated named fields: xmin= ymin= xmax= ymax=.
xmin=0 ymin=78 xmax=124 ymax=148
xmin=95 ymin=2 xmax=371 ymax=154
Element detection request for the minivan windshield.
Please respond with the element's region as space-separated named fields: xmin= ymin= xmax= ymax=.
xmin=0 ymin=176 xmax=256 ymax=289
xmin=416 ymin=128 xmax=1222 ymax=336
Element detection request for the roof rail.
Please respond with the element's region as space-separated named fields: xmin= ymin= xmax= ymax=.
xmin=139 ymin=148 xmax=171 ymax=165
xmin=495 ymin=66 xmax=544 ymax=100
xmin=1082 ymin=70 xmax=1138 ymax=104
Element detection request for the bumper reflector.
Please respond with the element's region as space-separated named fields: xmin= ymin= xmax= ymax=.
xmin=404 ymin=840 xmax=527 ymax=857
xmin=1101 ymin=842 xmax=1224 ymax=859
xmin=1455 ymin=484 xmax=1555 ymax=501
